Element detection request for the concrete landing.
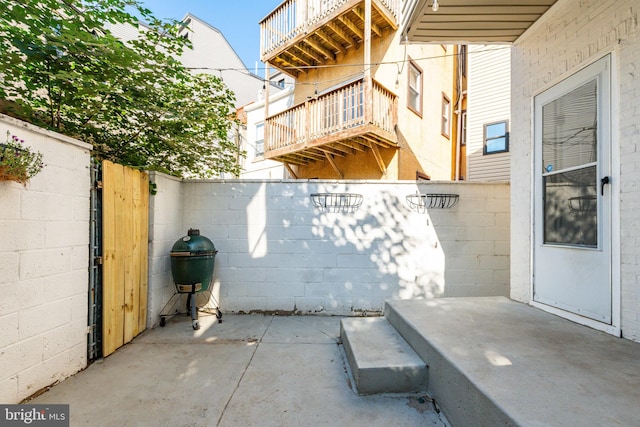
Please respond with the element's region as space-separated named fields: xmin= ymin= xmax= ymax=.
xmin=340 ymin=317 xmax=427 ymax=395
xmin=386 ymin=297 xmax=640 ymax=427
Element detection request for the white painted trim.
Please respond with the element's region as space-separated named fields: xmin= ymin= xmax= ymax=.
xmin=529 ymin=52 xmax=621 ymax=336
xmin=531 ymin=301 xmax=620 ymax=336
xmin=610 ymin=49 xmax=622 ymax=336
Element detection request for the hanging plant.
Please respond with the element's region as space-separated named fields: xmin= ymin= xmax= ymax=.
xmin=0 ymin=130 xmax=44 ymax=184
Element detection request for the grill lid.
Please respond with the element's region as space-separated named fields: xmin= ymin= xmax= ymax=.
xmin=170 ymin=229 xmax=216 ymax=256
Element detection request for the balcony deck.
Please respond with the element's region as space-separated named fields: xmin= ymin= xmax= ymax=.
xmin=264 ymin=78 xmax=398 ymax=167
xmin=260 ymin=0 xmax=400 ymax=76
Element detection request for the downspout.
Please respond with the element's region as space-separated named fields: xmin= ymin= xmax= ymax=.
xmin=454 ymin=46 xmax=464 ymax=181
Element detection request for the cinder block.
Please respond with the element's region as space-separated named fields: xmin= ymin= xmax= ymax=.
xmin=19 ymin=248 xmax=71 ymax=280
xmin=0 ymin=313 xmax=19 ymax=348
xmin=0 ymin=376 xmax=18 ymax=404
xmin=20 ymin=192 xmax=73 ymax=221
xmin=18 ymin=299 xmax=72 ymax=340
xmin=45 ymin=221 xmax=88 ymax=248
xmin=0 ymin=186 xmax=21 ymax=220
xmin=0 ymin=252 xmax=19 ymax=285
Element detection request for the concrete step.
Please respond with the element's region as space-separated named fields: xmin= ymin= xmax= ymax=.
xmin=340 ymin=317 xmax=427 ymax=395
xmin=383 ymin=298 xmax=515 ymax=426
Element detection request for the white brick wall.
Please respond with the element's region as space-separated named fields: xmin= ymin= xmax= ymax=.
xmin=148 ymin=179 xmax=510 ymax=318
xmin=511 ymin=0 xmax=640 ymax=340
xmin=0 ymin=115 xmax=91 ymax=403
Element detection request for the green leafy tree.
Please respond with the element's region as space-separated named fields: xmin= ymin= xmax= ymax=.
xmin=0 ymin=0 xmax=243 ymax=178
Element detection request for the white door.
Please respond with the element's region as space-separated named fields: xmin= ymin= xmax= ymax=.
xmin=533 ymin=56 xmax=612 ymax=324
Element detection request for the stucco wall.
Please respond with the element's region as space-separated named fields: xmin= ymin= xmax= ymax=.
xmin=511 ymin=0 xmax=640 ymax=340
xmin=0 ymin=115 xmax=92 ymax=403
xmin=290 ymin=24 xmax=454 ymax=181
xmin=148 ymin=179 xmax=509 ymax=320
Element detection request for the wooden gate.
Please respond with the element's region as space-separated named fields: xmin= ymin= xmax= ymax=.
xmin=101 ymin=160 xmax=149 ymax=357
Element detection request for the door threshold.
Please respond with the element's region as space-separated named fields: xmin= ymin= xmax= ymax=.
xmin=530 ymin=301 xmax=620 ymax=336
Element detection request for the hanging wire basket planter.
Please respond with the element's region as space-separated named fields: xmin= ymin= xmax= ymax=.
xmin=310 ymin=193 xmax=363 ymax=213
xmin=568 ymin=195 xmax=597 ymax=217
xmin=406 ymin=193 xmax=459 ymax=213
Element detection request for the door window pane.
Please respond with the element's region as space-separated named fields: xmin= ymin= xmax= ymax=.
xmin=542 ymin=79 xmax=597 ymax=173
xmin=544 ymin=166 xmax=597 ymax=247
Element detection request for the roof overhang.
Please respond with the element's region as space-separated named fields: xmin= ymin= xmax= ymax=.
xmin=401 ymin=0 xmax=559 ymax=44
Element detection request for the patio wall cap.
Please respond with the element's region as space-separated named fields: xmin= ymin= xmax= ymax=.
xmin=0 ymin=113 xmax=93 ymax=151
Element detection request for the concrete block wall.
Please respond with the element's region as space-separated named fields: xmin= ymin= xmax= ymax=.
xmin=511 ymin=1 xmax=640 ymax=340
xmin=148 ymin=180 xmax=509 ymax=317
xmin=146 ymin=172 xmax=184 ymax=325
xmin=0 ymin=114 xmax=92 ymax=403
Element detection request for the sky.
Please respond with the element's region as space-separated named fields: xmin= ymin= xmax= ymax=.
xmin=139 ymin=1 xmax=279 ymax=76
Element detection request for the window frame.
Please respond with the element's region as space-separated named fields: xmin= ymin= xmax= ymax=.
xmin=407 ymin=58 xmax=423 ymax=117
xmin=254 ymin=122 xmax=265 ymax=159
xmin=441 ymin=93 xmax=451 ymax=138
xmin=483 ymin=120 xmax=510 ymax=155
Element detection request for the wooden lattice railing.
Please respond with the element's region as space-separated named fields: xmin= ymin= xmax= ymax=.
xmin=260 ymin=0 xmax=400 ymax=58
xmin=264 ymin=78 xmax=397 ymax=156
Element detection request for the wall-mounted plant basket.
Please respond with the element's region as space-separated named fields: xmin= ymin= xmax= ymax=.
xmin=311 ymin=193 xmax=363 ymax=213
xmin=568 ymin=196 xmax=596 ymax=216
xmin=406 ymin=193 xmax=459 ymax=212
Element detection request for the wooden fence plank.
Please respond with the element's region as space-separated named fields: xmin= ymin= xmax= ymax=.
xmin=102 ymin=161 xmax=125 ymax=356
xmin=123 ymin=166 xmax=135 ymax=343
xmin=137 ymin=171 xmax=149 ymax=333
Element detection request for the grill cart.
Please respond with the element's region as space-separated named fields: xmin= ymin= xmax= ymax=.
xmin=159 ymin=229 xmax=221 ymax=330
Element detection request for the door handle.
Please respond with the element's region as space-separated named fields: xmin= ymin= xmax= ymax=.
xmin=600 ymin=176 xmax=610 ymax=196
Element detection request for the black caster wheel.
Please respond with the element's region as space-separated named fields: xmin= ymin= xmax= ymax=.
xmin=160 ymin=317 xmax=166 ymax=327
xmin=216 ymin=311 xmax=222 ymax=323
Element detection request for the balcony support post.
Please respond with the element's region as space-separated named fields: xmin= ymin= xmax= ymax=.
xmin=364 ymin=0 xmax=373 ymax=125
xmin=264 ymin=65 xmax=270 ymax=152
xmin=364 ymin=0 xmax=372 ymax=80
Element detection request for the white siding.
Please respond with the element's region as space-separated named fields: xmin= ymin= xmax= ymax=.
xmin=108 ymin=15 xmax=269 ymax=109
xmin=241 ymin=88 xmax=294 ymax=179
xmin=467 ymin=45 xmax=511 ymax=181
xmin=180 ymin=15 xmax=266 ymax=108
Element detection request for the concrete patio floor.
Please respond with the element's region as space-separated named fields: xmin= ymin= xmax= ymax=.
xmin=29 ymin=314 xmax=449 ymax=427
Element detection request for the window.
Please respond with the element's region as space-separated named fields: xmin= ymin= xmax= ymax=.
xmin=277 ymin=78 xmax=285 ymax=89
xmin=484 ymin=121 xmax=509 ymax=154
xmin=441 ymin=94 xmax=451 ymax=138
xmin=255 ymin=123 xmax=264 ymax=158
xmin=407 ymin=59 xmax=422 ymax=116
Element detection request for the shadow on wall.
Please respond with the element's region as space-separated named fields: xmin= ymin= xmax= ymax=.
xmin=197 ymin=181 xmax=449 ymax=315
xmin=310 ymin=189 xmax=446 ymax=308
xmin=175 ymin=180 xmax=508 ymax=316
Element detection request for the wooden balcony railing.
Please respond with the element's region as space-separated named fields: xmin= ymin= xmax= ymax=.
xmin=260 ymin=0 xmax=400 ymax=74
xmin=264 ymin=78 xmax=398 ymax=164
